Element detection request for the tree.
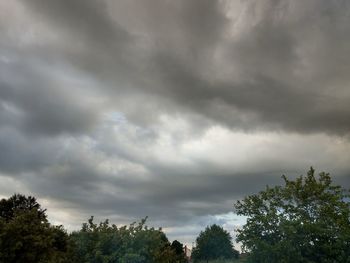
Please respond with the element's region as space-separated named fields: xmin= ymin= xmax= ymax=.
xmin=70 ymin=216 xmax=179 ymax=263
xmin=171 ymin=240 xmax=187 ymax=263
xmin=192 ymin=224 xmax=239 ymax=262
xmin=0 ymin=194 xmax=46 ymax=222
xmin=0 ymin=194 xmax=73 ymax=263
xmin=234 ymin=167 xmax=350 ymax=263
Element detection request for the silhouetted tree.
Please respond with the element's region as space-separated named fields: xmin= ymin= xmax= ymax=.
xmin=0 ymin=193 xmax=46 ymax=222
xmin=171 ymin=240 xmax=187 ymax=263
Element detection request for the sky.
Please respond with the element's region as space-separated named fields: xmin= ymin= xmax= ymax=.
xmin=1 ymin=0 xmax=350 ymax=247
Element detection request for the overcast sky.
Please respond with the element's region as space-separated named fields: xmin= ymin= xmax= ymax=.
xmin=1 ymin=0 xmax=350 ymax=247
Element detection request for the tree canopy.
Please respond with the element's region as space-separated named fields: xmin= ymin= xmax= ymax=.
xmin=171 ymin=240 xmax=187 ymax=263
xmin=70 ymin=216 xmax=179 ymax=263
xmin=0 ymin=194 xmax=73 ymax=263
xmin=0 ymin=194 xmax=183 ymax=263
xmin=192 ymin=224 xmax=239 ymax=262
xmin=234 ymin=167 xmax=350 ymax=263
xmin=0 ymin=194 xmax=46 ymax=222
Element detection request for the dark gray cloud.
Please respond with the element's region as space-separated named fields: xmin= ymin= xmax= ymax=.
xmin=1 ymin=0 xmax=350 ymax=246
xmin=0 ymin=53 xmax=100 ymax=136
xmin=13 ymin=0 xmax=350 ymax=135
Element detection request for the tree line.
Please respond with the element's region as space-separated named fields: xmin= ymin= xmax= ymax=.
xmin=0 ymin=194 xmax=189 ymax=263
xmin=0 ymin=193 xmax=238 ymax=263
xmin=0 ymin=168 xmax=349 ymax=263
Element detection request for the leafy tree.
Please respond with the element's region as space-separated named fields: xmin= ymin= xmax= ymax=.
xmin=171 ymin=240 xmax=187 ymax=263
xmin=70 ymin=216 xmax=179 ymax=263
xmin=153 ymin=243 xmax=178 ymax=263
xmin=192 ymin=224 xmax=239 ymax=263
xmin=0 ymin=194 xmax=73 ymax=263
xmin=0 ymin=193 xmax=46 ymax=222
xmin=234 ymin=167 xmax=350 ymax=263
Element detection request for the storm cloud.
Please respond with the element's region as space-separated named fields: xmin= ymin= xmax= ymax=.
xmin=1 ymin=0 xmax=350 ymax=245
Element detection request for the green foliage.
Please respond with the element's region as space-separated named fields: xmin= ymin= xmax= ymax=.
xmin=0 ymin=194 xmax=73 ymax=263
xmin=0 ymin=193 xmax=184 ymax=263
xmin=192 ymin=224 xmax=239 ymax=262
xmin=70 ymin=216 xmax=179 ymax=263
xmin=0 ymin=193 xmax=46 ymax=222
xmin=234 ymin=167 xmax=350 ymax=263
xmin=171 ymin=240 xmax=187 ymax=263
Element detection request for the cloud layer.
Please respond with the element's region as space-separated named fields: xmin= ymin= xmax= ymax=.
xmin=1 ymin=0 xmax=350 ymax=245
